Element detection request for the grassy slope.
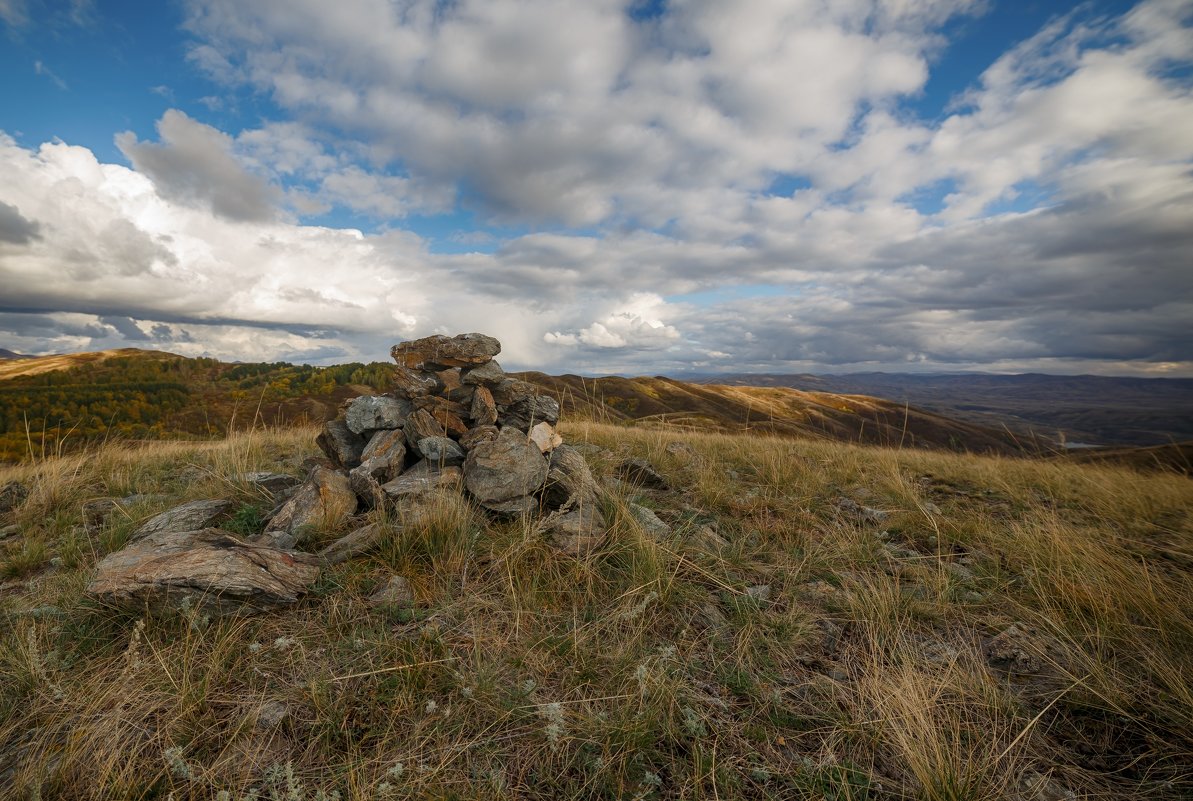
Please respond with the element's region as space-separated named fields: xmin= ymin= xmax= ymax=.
xmin=0 ymin=424 xmax=1190 ymax=800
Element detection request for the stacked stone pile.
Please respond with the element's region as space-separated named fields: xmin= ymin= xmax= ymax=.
xmin=85 ymin=333 xmax=606 ymax=616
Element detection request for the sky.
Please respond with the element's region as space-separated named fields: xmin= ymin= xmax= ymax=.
xmin=0 ymin=0 xmax=1191 ymax=376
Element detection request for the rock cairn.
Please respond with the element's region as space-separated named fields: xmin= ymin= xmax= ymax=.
xmin=86 ymin=333 xmax=605 ymax=617
xmin=282 ymin=332 xmax=604 ymax=553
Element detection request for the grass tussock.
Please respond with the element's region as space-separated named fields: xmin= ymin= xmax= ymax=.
xmin=0 ymin=423 xmax=1190 ymax=799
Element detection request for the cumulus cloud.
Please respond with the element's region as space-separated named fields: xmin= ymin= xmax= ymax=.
xmin=0 ymin=1 xmax=1191 ymax=377
xmin=0 ymin=200 xmax=39 ymax=244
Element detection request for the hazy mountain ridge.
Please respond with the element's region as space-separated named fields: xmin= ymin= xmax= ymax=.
xmin=702 ymin=372 xmax=1193 ymax=447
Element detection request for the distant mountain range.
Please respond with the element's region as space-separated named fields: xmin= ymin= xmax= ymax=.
xmin=0 ymin=348 xmax=32 ymax=360
xmin=699 ymin=372 xmax=1193 ymax=447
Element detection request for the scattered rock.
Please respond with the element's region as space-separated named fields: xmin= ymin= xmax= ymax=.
xmin=528 ymin=422 xmax=563 ymax=453
xmin=689 ymin=525 xmax=728 ymax=550
xmin=129 ymin=499 xmax=235 ymax=543
xmin=545 ymin=506 xmax=606 ymax=556
xmin=617 ymin=458 xmax=669 ymax=490
xmin=264 ymin=466 xmax=357 ymax=546
xmin=316 ymin=419 xmax=366 ymax=469
xmin=463 ymin=426 xmax=548 ymax=514
xmin=417 ymin=436 xmax=466 ymax=468
xmin=543 ymin=445 xmax=600 ymax=508
xmin=985 ymin=624 xmax=1042 ymax=674
xmin=369 ymin=575 xmax=415 ymax=607
xmin=838 ymin=498 xmax=890 ymax=523
xmin=88 ymin=528 xmax=321 ymax=615
xmin=255 ymin=700 xmax=290 ymax=729
xmin=319 ymin=522 xmax=392 ymax=565
xmin=0 ymin=481 xmax=28 ymax=515
xmin=629 ymin=503 xmax=671 ymax=538
xmin=664 ymin=441 xmax=697 ymax=460
xmin=345 ymin=395 xmax=410 ymax=435
xmin=745 ymin=584 xmax=772 ymax=602
xmin=391 ymin=333 xmax=501 ymax=370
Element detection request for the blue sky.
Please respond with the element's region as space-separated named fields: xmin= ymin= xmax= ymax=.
xmin=0 ymin=0 xmax=1190 ymax=375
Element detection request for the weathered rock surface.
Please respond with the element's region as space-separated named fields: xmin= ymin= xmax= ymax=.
xmin=316 ymin=419 xmax=366 ymax=469
xmin=381 ymin=466 xmax=463 ymax=501
xmin=418 ymin=436 xmax=466 ymax=467
xmin=129 ymin=499 xmax=236 ymax=543
xmin=464 ymin=426 xmax=548 ymax=514
xmin=345 ymin=395 xmax=410 ymax=435
xmin=404 ymin=409 xmax=447 ymax=453
xmin=241 ymin=473 xmax=302 ymax=496
xmin=87 ymin=528 xmax=321 ymax=615
xmin=543 ymin=445 xmax=601 ymax=508
xmin=461 ymin=360 xmax=505 ymax=386
xmin=392 ymin=364 xmax=442 ymax=397
xmin=264 ymin=467 xmax=356 ymax=545
xmin=528 ymin=421 xmax=563 ymax=453
xmin=318 ymin=522 xmax=391 ymax=565
xmin=500 ymin=394 xmax=561 ymax=431
xmin=629 ymin=503 xmax=671 ymax=538
xmin=391 ymin=333 xmax=501 ymax=370
xmin=469 ymin=385 xmax=498 ymax=426
xmin=545 ymin=506 xmax=605 ymax=556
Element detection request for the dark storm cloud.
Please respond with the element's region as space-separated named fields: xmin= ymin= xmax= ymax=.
xmin=0 ymin=201 xmax=39 ymax=244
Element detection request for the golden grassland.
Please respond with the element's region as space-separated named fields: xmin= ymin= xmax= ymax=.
xmin=0 ymin=421 xmax=1190 ymax=800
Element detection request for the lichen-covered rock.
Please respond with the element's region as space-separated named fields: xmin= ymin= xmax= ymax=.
xmin=316 ymin=419 xmax=366 ymax=469
xmin=348 ymin=466 xmax=386 ymax=510
xmin=361 ymin=428 xmax=407 ymax=471
xmin=391 ymin=333 xmax=501 ymax=370
xmin=318 ymin=522 xmax=391 ymax=565
xmin=345 ymin=395 xmax=411 ymax=435
xmin=464 ymin=426 xmax=548 ymax=514
xmin=264 ymin=466 xmax=357 ymax=545
xmin=87 ymin=528 xmax=321 ymax=616
xmin=459 ymin=424 xmax=499 ymax=450
xmin=129 ymin=499 xmax=236 ymax=542
xmin=392 ymin=364 xmax=442 ymax=397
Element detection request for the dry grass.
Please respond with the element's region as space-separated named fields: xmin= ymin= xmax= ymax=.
xmin=0 ymin=423 xmax=1190 ymax=799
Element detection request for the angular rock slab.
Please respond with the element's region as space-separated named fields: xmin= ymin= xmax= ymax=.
xmin=464 ymin=426 xmax=548 ymax=514
xmin=500 ymin=394 xmax=561 ymax=431
xmin=129 ymin=499 xmax=235 ymax=543
xmin=543 ymin=445 xmax=600 ymax=508
xmin=391 ymin=333 xmax=501 ymax=370
xmin=316 ymin=419 xmax=366 ymax=469
xmin=88 ymin=528 xmax=321 ymax=616
xmin=345 ymin=395 xmax=411 ymax=435
xmin=264 ymin=466 xmax=357 ymax=545
xmin=546 ymin=506 xmax=606 ymax=557
xmin=381 ymin=466 xmax=463 ymax=502
xmin=417 ymin=436 xmax=466 ymax=468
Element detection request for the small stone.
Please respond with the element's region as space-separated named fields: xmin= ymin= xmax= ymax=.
xmin=0 ymin=523 xmax=18 ymax=540
xmin=745 ymin=584 xmax=771 ymax=602
xmin=369 ymin=575 xmax=414 ymax=607
xmin=837 ymin=498 xmax=889 ymax=523
xmin=469 ymin=385 xmax=498 ymax=426
xmin=617 ymin=458 xmax=669 ymax=490
xmin=546 ymin=506 xmax=606 ymax=556
xmin=129 ymin=499 xmax=236 ymax=543
xmin=664 ymin=441 xmax=696 ymax=460
xmin=391 ymin=333 xmax=501 ymax=370
xmin=461 ymin=359 xmax=506 ymax=386
xmin=628 ymin=503 xmax=671 ymax=538
xmin=527 ymin=421 xmax=563 ymax=453
xmin=345 ymin=395 xmax=411 ymax=435
xmin=241 ymin=472 xmax=302 ymax=496
xmin=316 ymin=419 xmax=366 ymax=469
xmin=417 ymin=437 xmax=466 ymax=468
xmin=985 ymin=624 xmax=1042 ymax=674
xmin=690 ymin=525 xmax=728 ymax=550
xmin=255 ymin=700 xmax=289 ymax=729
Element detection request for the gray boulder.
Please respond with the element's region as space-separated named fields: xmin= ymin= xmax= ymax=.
xmin=463 ymin=426 xmax=548 ymax=514
xmin=461 ymin=359 xmax=505 ymax=386
xmin=345 ymin=395 xmax=410 ymax=435
xmin=617 ymin=458 xmax=669 ymax=490
xmin=264 ymin=466 xmax=357 ymax=546
xmin=88 ymin=528 xmax=320 ymax=616
xmin=129 ymin=499 xmax=236 ymax=543
xmin=381 ymin=465 xmax=463 ymax=502
xmin=417 ymin=436 xmax=466 ymax=468
xmin=391 ymin=333 xmax=501 ymax=370
xmin=500 ymin=394 xmax=561 ymax=431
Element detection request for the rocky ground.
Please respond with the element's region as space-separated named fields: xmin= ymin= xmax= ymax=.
xmin=0 ymin=335 xmax=1190 ymax=800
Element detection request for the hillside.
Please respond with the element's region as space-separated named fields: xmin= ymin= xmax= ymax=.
xmin=706 ymin=372 xmax=1193 ymax=447
xmin=0 ymin=423 xmax=1190 ymax=799
xmin=0 ymin=350 xmax=1033 ymax=462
